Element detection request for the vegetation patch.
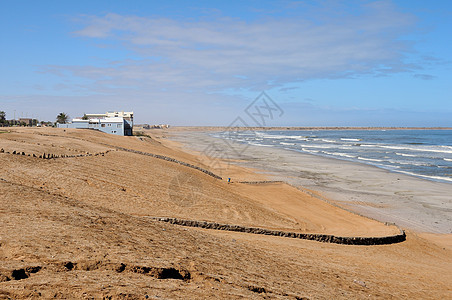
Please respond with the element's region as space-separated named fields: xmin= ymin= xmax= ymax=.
xmin=133 ymin=131 xmax=152 ymax=138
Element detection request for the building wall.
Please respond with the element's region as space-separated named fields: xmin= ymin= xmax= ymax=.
xmin=19 ymin=118 xmax=33 ymax=126
xmin=97 ymin=121 xmax=125 ymax=136
xmin=124 ymin=118 xmax=133 ymax=136
xmin=58 ymin=119 xmax=128 ymax=136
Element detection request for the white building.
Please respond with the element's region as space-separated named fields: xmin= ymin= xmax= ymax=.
xmin=58 ymin=111 xmax=134 ymax=136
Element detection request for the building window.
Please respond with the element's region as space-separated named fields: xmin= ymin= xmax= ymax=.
xmin=107 ymin=123 xmax=111 ymax=127
xmin=101 ymin=124 xmax=105 ymax=127
xmin=117 ymin=124 xmax=122 ymax=128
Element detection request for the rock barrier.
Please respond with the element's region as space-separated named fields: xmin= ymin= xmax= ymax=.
xmin=114 ymin=146 xmax=223 ymax=180
xmin=31 ymin=133 xmax=223 ymax=180
xmin=237 ymin=180 xmax=284 ymax=184
xmin=1 ymin=149 xmax=111 ymax=159
xmin=151 ymin=217 xmax=406 ymax=246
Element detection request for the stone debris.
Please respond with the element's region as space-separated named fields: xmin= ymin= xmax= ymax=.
xmin=353 ymin=279 xmax=367 ymax=288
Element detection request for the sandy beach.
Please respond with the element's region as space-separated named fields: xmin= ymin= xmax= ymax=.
xmin=1 ymin=127 xmax=451 ymax=299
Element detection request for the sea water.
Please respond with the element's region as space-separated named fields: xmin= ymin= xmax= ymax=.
xmin=214 ymin=129 xmax=452 ymax=183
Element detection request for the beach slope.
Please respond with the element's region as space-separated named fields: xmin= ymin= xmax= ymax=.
xmin=0 ymin=128 xmax=450 ymax=299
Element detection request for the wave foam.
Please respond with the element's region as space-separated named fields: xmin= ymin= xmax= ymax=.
xmin=395 ymin=152 xmax=418 ymax=157
xmin=396 ymin=171 xmax=452 ymax=182
xmin=379 ymin=145 xmax=452 ymax=154
xmin=301 ymin=148 xmax=319 ymax=153
xmin=322 ymin=151 xmax=356 ymax=159
xmin=358 ymin=157 xmax=384 ymax=162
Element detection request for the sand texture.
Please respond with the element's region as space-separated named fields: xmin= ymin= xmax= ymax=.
xmin=0 ymin=127 xmax=451 ymax=299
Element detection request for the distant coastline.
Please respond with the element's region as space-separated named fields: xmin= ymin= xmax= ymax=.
xmin=166 ymin=126 xmax=452 ymax=131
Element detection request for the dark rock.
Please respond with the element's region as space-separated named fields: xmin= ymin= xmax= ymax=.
xmin=11 ymin=269 xmax=28 ymax=280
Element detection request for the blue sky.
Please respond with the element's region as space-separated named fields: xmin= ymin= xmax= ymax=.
xmin=1 ymin=0 xmax=451 ymax=126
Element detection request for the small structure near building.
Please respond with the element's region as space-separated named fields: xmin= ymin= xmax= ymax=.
xmin=58 ymin=111 xmax=133 ymax=136
xmin=144 ymin=124 xmax=170 ymax=129
xmin=19 ymin=118 xmax=33 ymax=126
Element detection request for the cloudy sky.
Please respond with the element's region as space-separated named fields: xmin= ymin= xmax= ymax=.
xmin=1 ymin=0 xmax=451 ymax=126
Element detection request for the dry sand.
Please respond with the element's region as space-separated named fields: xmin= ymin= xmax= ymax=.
xmin=0 ymin=127 xmax=451 ymax=299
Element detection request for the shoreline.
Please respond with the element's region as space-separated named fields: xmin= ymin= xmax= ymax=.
xmin=166 ymin=129 xmax=452 ymax=234
xmin=148 ymin=126 xmax=452 ymax=131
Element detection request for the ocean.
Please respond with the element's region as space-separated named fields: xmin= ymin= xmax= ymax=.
xmin=213 ymin=129 xmax=452 ymax=183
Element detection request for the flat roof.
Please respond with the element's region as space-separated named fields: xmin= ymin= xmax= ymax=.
xmin=72 ymin=117 xmax=124 ymax=123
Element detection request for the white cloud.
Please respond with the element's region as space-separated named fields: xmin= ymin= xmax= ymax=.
xmin=413 ymin=73 xmax=436 ymax=80
xmin=58 ymin=0 xmax=417 ymax=96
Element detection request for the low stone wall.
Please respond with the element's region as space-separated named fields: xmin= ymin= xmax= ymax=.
xmin=237 ymin=180 xmax=284 ymax=184
xmin=114 ymin=146 xmax=223 ymax=180
xmin=151 ymin=217 xmax=406 ymax=246
xmin=0 ymin=148 xmax=110 ymax=159
xmin=6 ymin=132 xmax=222 ymax=180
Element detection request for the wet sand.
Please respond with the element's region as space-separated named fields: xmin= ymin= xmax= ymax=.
xmin=170 ymin=130 xmax=452 ymax=234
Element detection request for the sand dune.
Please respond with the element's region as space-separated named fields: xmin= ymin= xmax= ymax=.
xmin=0 ymin=128 xmax=451 ymax=299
